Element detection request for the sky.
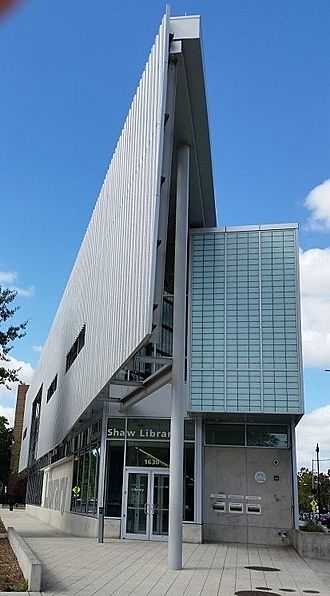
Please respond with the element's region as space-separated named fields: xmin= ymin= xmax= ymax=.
xmin=1 ymin=0 xmax=330 ymax=472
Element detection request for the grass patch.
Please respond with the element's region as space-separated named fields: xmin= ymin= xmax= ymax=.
xmin=13 ymin=578 xmax=28 ymax=591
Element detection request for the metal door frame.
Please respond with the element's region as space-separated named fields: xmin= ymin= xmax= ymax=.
xmin=122 ymin=467 xmax=169 ymax=540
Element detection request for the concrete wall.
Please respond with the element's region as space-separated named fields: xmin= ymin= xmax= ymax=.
xmin=203 ymin=446 xmax=293 ymax=545
xmin=290 ymin=528 xmax=330 ymax=560
xmin=26 ymin=504 xmax=119 ymax=538
xmin=41 ymin=458 xmax=74 ymax=513
xmin=26 ymin=505 xmax=201 ymax=543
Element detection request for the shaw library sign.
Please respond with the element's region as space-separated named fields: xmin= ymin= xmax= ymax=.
xmin=107 ymin=418 xmax=171 ymax=441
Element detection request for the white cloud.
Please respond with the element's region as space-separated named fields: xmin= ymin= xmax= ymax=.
xmin=304 ymin=179 xmax=330 ymax=230
xmin=0 ymin=356 xmax=34 ymax=402
xmin=0 ymin=270 xmax=35 ymax=297
xmin=32 ymin=345 xmax=43 ymax=353
xmin=300 ymin=247 xmax=330 ymax=368
xmin=0 ymin=271 xmax=18 ymax=284
xmin=0 ymin=405 xmax=15 ymax=426
xmin=14 ymin=285 xmax=35 ymax=297
xmin=296 ymin=405 xmax=330 ymax=472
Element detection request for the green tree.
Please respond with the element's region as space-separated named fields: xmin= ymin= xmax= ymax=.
xmin=298 ymin=467 xmax=313 ymax=512
xmin=298 ymin=467 xmax=330 ymax=513
xmin=0 ymin=416 xmax=13 ymax=494
xmin=0 ymin=286 xmax=27 ymax=387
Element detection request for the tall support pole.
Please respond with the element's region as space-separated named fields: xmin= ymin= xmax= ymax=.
xmin=168 ymin=144 xmax=190 ymax=570
xmin=97 ymin=401 xmax=109 ymax=542
xmin=316 ymin=443 xmax=321 ymax=521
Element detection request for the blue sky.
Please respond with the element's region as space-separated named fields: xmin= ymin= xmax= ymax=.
xmin=1 ymin=0 xmax=330 ymax=469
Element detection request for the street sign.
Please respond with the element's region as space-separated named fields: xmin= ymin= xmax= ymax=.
xmin=310 ymin=499 xmax=318 ymax=511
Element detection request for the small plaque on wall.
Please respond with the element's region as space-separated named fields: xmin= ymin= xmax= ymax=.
xmin=255 ymin=471 xmax=267 ymax=483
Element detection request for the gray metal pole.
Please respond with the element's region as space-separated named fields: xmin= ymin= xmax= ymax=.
xmin=97 ymin=402 xmax=108 ymax=543
xmin=168 ymin=144 xmax=190 ymax=570
xmin=316 ymin=443 xmax=321 ymax=521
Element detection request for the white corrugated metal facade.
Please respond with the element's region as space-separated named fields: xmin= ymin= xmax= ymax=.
xmin=19 ymin=14 xmax=170 ymax=470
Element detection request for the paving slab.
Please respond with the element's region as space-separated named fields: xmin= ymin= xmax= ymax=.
xmin=1 ymin=509 xmax=329 ymax=595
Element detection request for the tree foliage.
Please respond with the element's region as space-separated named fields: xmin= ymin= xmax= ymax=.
xmin=0 ymin=286 xmax=27 ymax=387
xmin=0 ymin=416 xmax=13 ymax=490
xmin=298 ymin=467 xmax=330 ymax=513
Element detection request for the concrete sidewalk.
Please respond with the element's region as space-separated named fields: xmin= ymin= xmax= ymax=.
xmin=1 ymin=508 xmax=329 ymax=596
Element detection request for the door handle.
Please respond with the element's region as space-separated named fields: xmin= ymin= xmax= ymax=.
xmin=143 ymin=502 xmax=153 ymax=515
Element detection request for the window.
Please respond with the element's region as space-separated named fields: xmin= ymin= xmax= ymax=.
xmin=46 ymin=374 xmax=58 ymax=402
xmin=28 ymin=386 xmax=42 ymax=465
xmin=205 ymin=423 xmax=288 ymax=448
xmin=22 ymin=428 xmax=27 ymax=440
xmin=247 ymin=425 xmax=288 ymax=447
xmin=71 ymin=442 xmax=100 ymax=515
xmin=205 ymin=423 xmax=245 ymax=446
xmin=104 ymin=442 xmax=125 ymax=517
xmin=66 ymin=325 xmax=86 ymax=372
xmin=105 ymin=418 xmax=195 ymax=520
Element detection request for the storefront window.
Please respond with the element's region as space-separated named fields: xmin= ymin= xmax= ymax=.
xmin=127 ymin=419 xmax=170 ymax=440
xmin=105 ymin=418 xmax=196 ymax=522
xmin=183 ymin=443 xmax=194 ymax=521
xmin=126 ymin=442 xmax=169 ymax=467
xmin=104 ymin=441 xmax=124 ymax=517
xmin=71 ymin=441 xmax=100 ymax=515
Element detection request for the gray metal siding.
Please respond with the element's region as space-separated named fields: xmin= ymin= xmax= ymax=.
xmin=19 ymin=15 xmax=169 ymax=470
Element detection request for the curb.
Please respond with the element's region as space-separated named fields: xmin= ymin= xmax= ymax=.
xmin=7 ymin=527 xmax=42 ymax=592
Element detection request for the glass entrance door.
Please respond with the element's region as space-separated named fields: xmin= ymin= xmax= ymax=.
xmin=123 ymin=468 xmax=169 ymax=540
xmin=151 ymin=473 xmax=169 ymax=539
xmin=125 ymin=472 xmax=149 ymax=539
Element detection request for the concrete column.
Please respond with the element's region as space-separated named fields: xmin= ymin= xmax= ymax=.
xmin=168 ymin=144 xmax=190 ymax=570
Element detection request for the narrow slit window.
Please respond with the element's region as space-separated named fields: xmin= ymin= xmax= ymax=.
xmin=47 ymin=374 xmax=58 ymax=402
xmin=66 ymin=325 xmax=86 ymax=372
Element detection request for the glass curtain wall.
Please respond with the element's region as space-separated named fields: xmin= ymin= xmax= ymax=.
xmin=105 ymin=418 xmax=195 ymax=521
xmin=71 ymin=442 xmax=100 ymax=515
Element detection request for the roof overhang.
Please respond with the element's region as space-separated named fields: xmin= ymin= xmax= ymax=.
xmin=170 ymin=15 xmax=217 ymax=228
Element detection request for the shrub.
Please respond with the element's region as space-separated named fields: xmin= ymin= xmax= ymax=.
xmin=13 ymin=578 xmax=28 ymax=591
xmin=301 ymin=521 xmax=326 ymax=533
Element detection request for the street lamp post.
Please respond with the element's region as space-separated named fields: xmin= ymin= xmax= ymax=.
xmin=316 ymin=443 xmax=321 ymax=521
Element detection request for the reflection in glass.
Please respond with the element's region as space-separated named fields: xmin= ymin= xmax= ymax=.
xmin=105 ymin=442 xmax=124 ymax=517
xmin=126 ymin=473 xmax=148 ymax=535
xmin=126 ymin=442 xmax=169 ymax=467
xmin=247 ymin=425 xmax=288 ymax=447
xmin=71 ymin=442 xmax=100 ymax=515
xmin=205 ymin=423 xmax=245 ymax=446
xmin=183 ymin=443 xmax=194 ymax=521
xmin=152 ymin=474 xmax=169 ymax=536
